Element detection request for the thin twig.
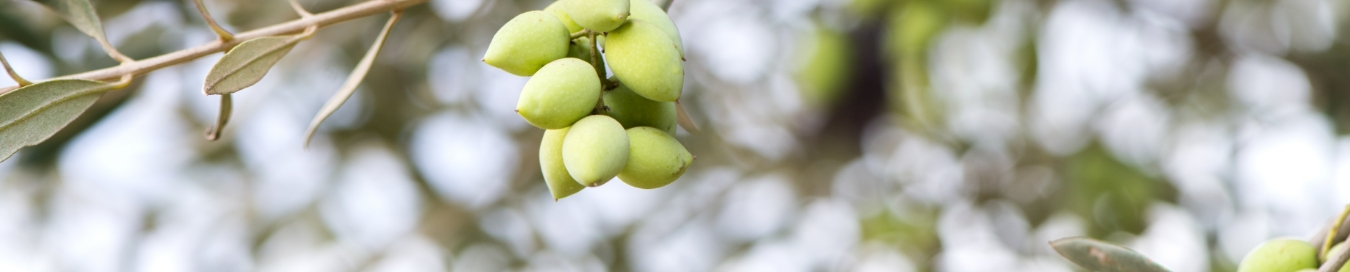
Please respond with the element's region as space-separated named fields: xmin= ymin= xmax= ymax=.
xmin=290 ymin=0 xmax=315 ymax=18
xmin=1324 ymin=240 xmax=1350 ymax=272
xmin=570 ymin=29 xmax=590 ymax=40
xmin=0 ymin=52 xmax=32 ymax=87
xmin=191 ymin=0 xmax=234 ymax=41
xmin=588 ymin=31 xmax=607 ymax=114
xmin=0 ymin=0 xmax=429 ymax=95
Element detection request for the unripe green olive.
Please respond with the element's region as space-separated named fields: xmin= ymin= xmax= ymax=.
xmin=562 ymin=0 xmax=630 ymax=32
xmin=628 ymin=0 xmax=683 ymax=58
xmin=517 ymin=58 xmax=601 ymax=129
xmin=540 ymin=127 xmax=585 ymax=200
xmin=617 ymin=127 xmax=691 ymax=189
xmin=1238 ymin=238 xmax=1318 ymax=272
xmin=568 ymin=37 xmax=593 ymax=62
xmin=603 ymin=80 xmax=676 ymax=134
xmin=604 ymin=19 xmax=684 ymax=102
xmin=484 ymin=11 xmax=570 ymax=76
xmin=563 ymin=115 xmax=630 ymax=186
xmin=545 ymin=1 xmax=584 ymax=33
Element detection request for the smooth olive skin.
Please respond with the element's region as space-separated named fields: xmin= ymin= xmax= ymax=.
xmin=541 ymin=127 xmax=585 ymax=200
xmin=603 ymin=81 xmax=676 ymax=133
xmin=1238 ymin=238 xmax=1318 ymax=272
xmin=628 ymin=0 xmax=682 ymax=58
xmin=517 ymin=58 xmax=601 ymax=129
xmin=562 ymin=115 xmax=630 ymax=186
xmin=604 ymin=19 xmax=684 ymax=102
xmin=545 ymin=1 xmax=584 ymax=33
xmin=568 ymin=37 xmax=594 ymax=63
xmin=483 ymin=11 xmax=570 ymax=76
xmin=617 ymin=127 xmax=691 ymax=189
xmin=561 ymin=0 xmax=629 ymax=32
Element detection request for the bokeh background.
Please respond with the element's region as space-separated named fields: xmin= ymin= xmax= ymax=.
xmin=1 ymin=0 xmax=1349 ymax=271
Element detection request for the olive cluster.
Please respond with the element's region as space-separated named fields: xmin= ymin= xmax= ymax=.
xmin=483 ymin=0 xmax=691 ymax=200
xmin=1238 ymin=238 xmax=1346 ymax=272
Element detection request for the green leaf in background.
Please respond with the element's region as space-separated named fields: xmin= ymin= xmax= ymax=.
xmin=31 ymin=0 xmax=131 ymax=62
xmin=1050 ymin=237 xmax=1172 ymax=272
xmin=203 ymin=36 xmax=301 ymax=95
xmin=303 ymin=12 xmax=401 ymax=147
xmin=0 ymin=79 xmax=115 ymax=162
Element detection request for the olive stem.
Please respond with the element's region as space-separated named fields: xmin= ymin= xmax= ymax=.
xmin=588 ymin=30 xmax=609 ymax=115
xmin=290 ymin=0 xmax=315 ymax=18
xmin=0 ymin=0 xmax=429 ymax=94
xmin=191 ymin=0 xmax=234 ymax=41
xmin=570 ymin=29 xmax=591 ymax=40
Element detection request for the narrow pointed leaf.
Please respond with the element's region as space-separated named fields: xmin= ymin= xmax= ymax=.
xmin=303 ymin=12 xmax=401 ymax=147
xmin=32 ymin=0 xmax=129 ymax=62
xmin=1050 ymin=237 xmax=1171 ymax=272
xmin=0 ymin=79 xmax=115 ymax=162
xmin=205 ymin=93 xmax=232 ymax=141
xmin=203 ymin=36 xmax=301 ymax=95
xmin=32 ymin=0 xmax=105 ymax=41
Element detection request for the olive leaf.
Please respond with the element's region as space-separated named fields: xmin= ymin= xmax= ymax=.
xmin=203 ymin=36 xmax=302 ymax=95
xmin=0 ymin=79 xmax=115 ymax=162
xmin=31 ymin=0 xmax=131 ymax=62
xmin=303 ymin=12 xmax=401 ymax=147
xmin=1050 ymin=237 xmax=1172 ymax=272
xmin=205 ymin=94 xmax=231 ymax=141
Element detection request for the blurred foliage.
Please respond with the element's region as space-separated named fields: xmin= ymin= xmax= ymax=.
xmin=2 ymin=0 xmax=1350 ymax=271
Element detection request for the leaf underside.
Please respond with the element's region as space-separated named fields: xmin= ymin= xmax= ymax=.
xmin=32 ymin=0 xmax=107 ymax=42
xmin=32 ymin=0 xmax=127 ymax=61
xmin=0 ymin=79 xmax=114 ymax=162
xmin=1050 ymin=237 xmax=1172 ymax=272
xmin=304 ymin=12 xmax=401 ymax=147
xmin=203 ymin=36 xmax=301 ymax=95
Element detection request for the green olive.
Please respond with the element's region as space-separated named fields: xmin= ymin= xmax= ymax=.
xmin=628 ymin=0 xmax=682 ymax=58
xmin=617 ymin=126 xmax=691 ymax=189
xmin=562 ymin=115 xmax=630 ymax=186
xmin=517 ymin=58 xmax=600 ymax=129
xmin=483 ymin=11 xmax=570 ymax=76
xmin=604 ymin=19 xmax=684 ymax=102
xmin=545 ymin=1 xmax=584 ymax=34
xmin=561 ymin=0 xmax=630 ymax=32
xmin=568 ymin=37 xmax=593 ymax=63
xmin=603 ymin=80 xmax=676 ymax=134
xmin=1238 ymin=238 xmax=1318 ymax=272
xmin=540 ymin=127 xmax=585 ymax=200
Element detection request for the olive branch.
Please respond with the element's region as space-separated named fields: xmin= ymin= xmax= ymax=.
xmin=0 ymin=0 xmax=428 ymax=162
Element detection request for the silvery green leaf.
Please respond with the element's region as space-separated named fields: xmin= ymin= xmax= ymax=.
xmin=0 ymin=79 xmax=115 ymax=162
xmin=304 ymin=12 xmax=401 ymax=147
xmin=32 ymin=0 xmax=130 ymax=61
xmin=1050 ymin=237 xmax=1171 ymax=272
xmin=203 ymin=36 xmax=301 ymax=95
